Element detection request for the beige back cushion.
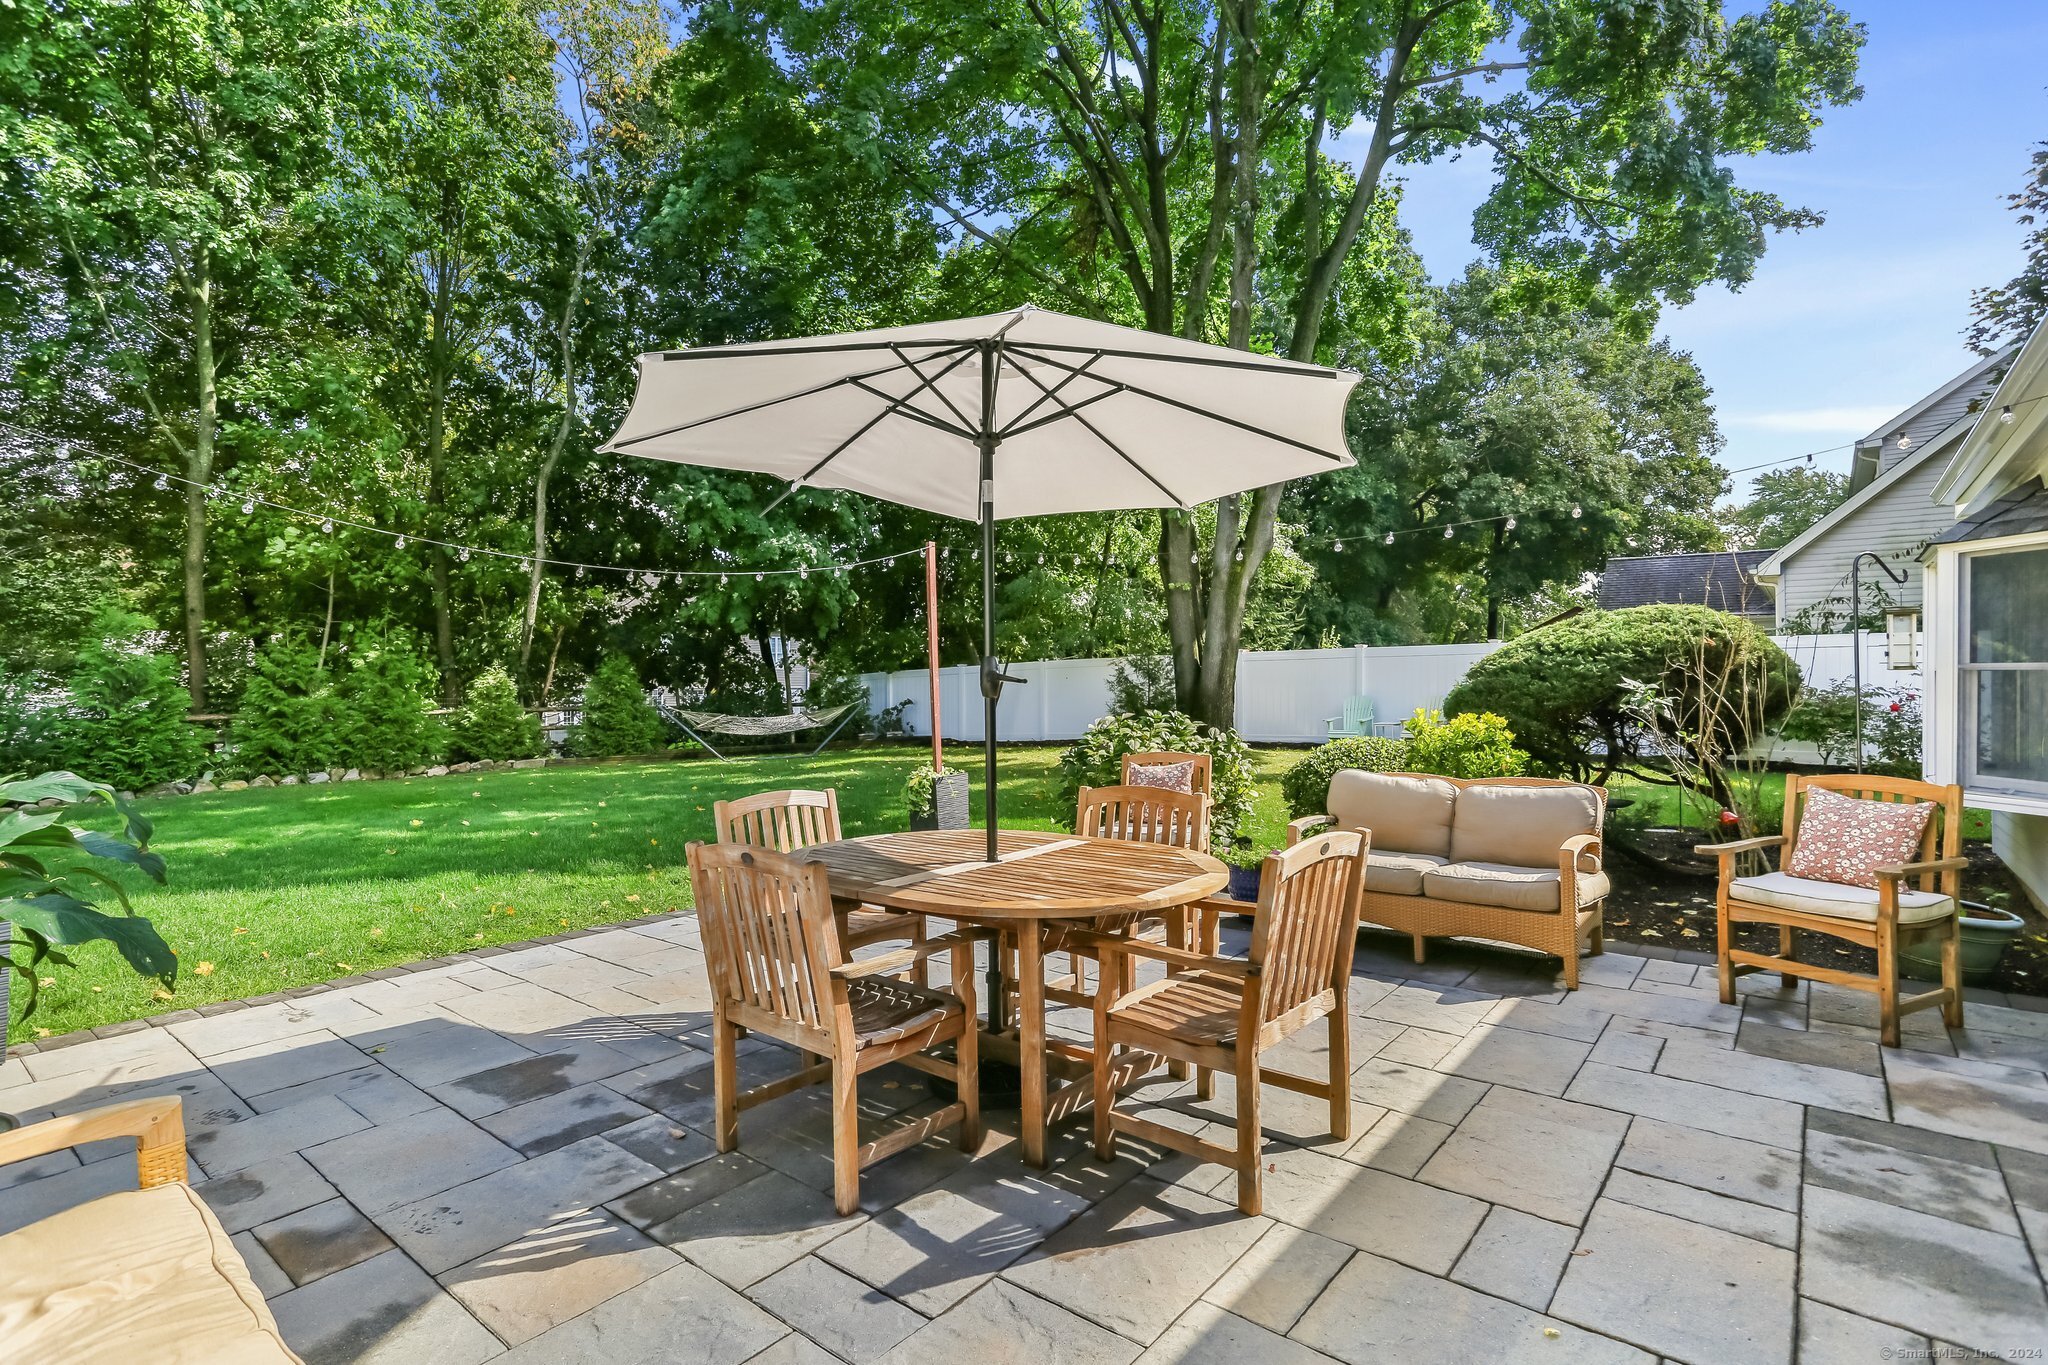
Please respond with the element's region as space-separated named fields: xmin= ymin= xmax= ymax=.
xmin=1449 ymin=782 xmax=1600 ymax=868
xmin=1327 ymin=770 xmax=1457 ymax=858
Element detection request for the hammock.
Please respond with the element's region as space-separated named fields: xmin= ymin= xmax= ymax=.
xmin=662 ymin=701 xmax=858 ymax=758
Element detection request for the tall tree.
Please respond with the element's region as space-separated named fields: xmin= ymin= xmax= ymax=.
xmin=1969 ymin=140 xmax=2048 ymax=355
xmin=1720 ymin=464 xmax=1847 ymax=549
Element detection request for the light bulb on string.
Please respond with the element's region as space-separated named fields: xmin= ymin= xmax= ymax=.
xmin=321 ymin=518 xmax=334 ymax=534
xmin=798 ymin=566 xmax=808 ymax=579
xmin=1444 ymin=524 xmax=1454 ymax=538
xmin=154 ymin=474 xmax=168 ymax=491
xmin=1333 ymin=540 xmax=1344 ymax=553
xmin=2002 ymin=406 xmax=2016 ymax=424
xmin=754 ymin=572 xmax=764 ymax=582
xmin=1233 ymin=548 xmax=1243 ymax=562
xmin=1505 ymin=517 xmax=1517 ymax=532
xmin=395 ymin=535 xmax=406 ymax=549
xmin=1384 ymin=532 xmax=1395 ymax=545
xmin=720 ymin=573 xmax=728 ymax=586
xmin=241 ymin=499 xmax=254 ymax=515
xmin=1570 ymin=504 xmax=1582 ymax=519
xmin=458 ymin=548 xmax=470 ymax=562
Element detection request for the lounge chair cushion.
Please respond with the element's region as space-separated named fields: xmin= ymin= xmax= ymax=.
xmin=1422 ymin=861 xmax=1612 ymax=913
xmin=1731 ymin=871 xmax=1955 ymax=925
xmin=1328 ymin=770 xmax=1457 ymax=859
xmin=1448 ymin=783 xmax=1600 ymax=869
xmin=0 ymin=1181 xmax=300 ymax=1363
xmin=1363 ymin=851 xmax=1447 ymax=896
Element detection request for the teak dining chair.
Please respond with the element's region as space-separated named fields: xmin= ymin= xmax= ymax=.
xmin=713 ymin=787 xmax=927 ymax=979
xmin=1701 ymin=773 xmax=1966 ymax=1047
xmin=1121 ymin=750 xmax=1214 ymax=797
xmin=686 ymin=841 xmax=984 ymax=1215
xmin=1080 ymin=830 xmax=1368 ymax=1215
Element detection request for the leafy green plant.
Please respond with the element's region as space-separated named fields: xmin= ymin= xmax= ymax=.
xmin=568 ymin=653 xmax=667 ymax=758
xmin=1777 ymin=681 xmax=1921 ymax=777
xmin=46 ymin=613 xmax=206 ymax=791
xmin=1217 ymin=840 xmax=1268 ymax=871
xmin=229 ymin=634 xmax=337 ymax=777
xmin=334 ymin=628 xmax=443 ymax=772
xmin=1108 ymin=656 xmax=1175 ymax=715
xmin=1280 ymin=735 xmax=1409 ymax=817
xmin=450 ymin=665 xmax=543 ymax=762
xmin=905 ymin=765 xmax=958 ymax=819
xmin=1057 ymin=711 xmax=1255 ymax=846
xmin=1402 ymin=708 xmax=1528 ymax=779
xmin=1 ymin=771 xmax=177 ymax=1021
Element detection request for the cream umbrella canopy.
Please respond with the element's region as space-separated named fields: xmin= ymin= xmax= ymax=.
xmin=600 ymin=305 xmax=1360 ymax=859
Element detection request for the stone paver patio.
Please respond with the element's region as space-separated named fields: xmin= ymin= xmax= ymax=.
xmin=7 ymin=917 xmax=2048 ymax=1364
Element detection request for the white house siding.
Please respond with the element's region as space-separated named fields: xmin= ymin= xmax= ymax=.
xmin=1993 ymin=813 xmax=2048 ymax=914
xmin=1774 ymin=455 xmax=1948 ymax=625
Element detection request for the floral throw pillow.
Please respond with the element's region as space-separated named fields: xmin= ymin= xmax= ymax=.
xmin=1127 ymin=760 xmax=1197 ymax=794
xmin=1786 ymin=786 xmax=1934 ymax=890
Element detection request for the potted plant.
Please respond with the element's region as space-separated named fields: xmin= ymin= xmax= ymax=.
xmin=906 ymin=765 xmax=970 ymax=831
xmin=2 ymin=772 xmax=180 ymax=1128
xmin=1899 ymin=898 xmax=2026 ymax=987
xmin=1220 ymin=841 xmax=1267 ymax=904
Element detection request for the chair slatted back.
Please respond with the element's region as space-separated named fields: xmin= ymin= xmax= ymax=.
xmin=714 ymin=788 xmax=842 ymax=852
xmin=1076 ymin=784 xmax=1212 ymax=853
xmin=1121 ymin=751 xmax=1214 ymax=798
xmin=687 ymin=840 xmax=839 ymax=1030
xmin=1785 ymin=773 xmax=1963 ymax=893
xmin=1250 ymin=831 xmax=1367 ymax=1026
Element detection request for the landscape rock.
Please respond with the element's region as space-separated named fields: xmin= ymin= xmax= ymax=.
xmin=450 ymin=762 xmax=473 ymax=774
xmin=192 ymin=780 xmax=218 ymax=794
xmin=306 ymin=772 xmax=331 ymax=785
xmin=249 ymin=776 xmax=275 ymax=788
xmin=511 ymin=758 xmax=547 ymax=770
xmin=278 ymin=776 xmax=300 ymax=786
xmin=341 ymin=769 xmax=362 ymax=782
xmin=424 ymin=766 xmax=449 ymax=778
xmin=221 ymin=780 xmax=249 ymax=792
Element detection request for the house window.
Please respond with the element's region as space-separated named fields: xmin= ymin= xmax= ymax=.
xmin=1962 ymin=544 xmax=2048 ymax=794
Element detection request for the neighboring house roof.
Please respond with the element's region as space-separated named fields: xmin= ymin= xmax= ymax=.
xmin=1851 ymin=348 xmax=2014 ymax=487
xmin=1597 ymin=549 xmax=1775 ymax=616
xmin=1927 ymin=477 xmax=2048 ymax=548
xmin=1754 ymin=412 xmax=1974 ymax=584
xmin=1937 ymin=319 xmax=2048 ymax=511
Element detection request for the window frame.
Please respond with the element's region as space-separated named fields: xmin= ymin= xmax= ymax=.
xmin=1959 ymin=542 xmax=2048 ymax=798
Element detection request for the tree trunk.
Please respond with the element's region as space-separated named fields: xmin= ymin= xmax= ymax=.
xmin=426 ymin=257 xmax=458 ymax=702
xmin=317 ymin=569 xmax=336 ymax=670
xmin=182 ymin=256 xmax=216 ymax=710
xmin=522 ymin=232 xmax=592 ymax=670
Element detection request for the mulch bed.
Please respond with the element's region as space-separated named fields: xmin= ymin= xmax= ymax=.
xmin=1602 ymin=829 xmax=2048 ymax=998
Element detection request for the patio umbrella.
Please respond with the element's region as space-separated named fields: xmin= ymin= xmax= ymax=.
xmin=600 ymin=305 xmax=1360 ymax=860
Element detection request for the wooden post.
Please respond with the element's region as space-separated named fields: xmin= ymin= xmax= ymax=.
xmin=925 ymin=541 xmax=943 ymax=772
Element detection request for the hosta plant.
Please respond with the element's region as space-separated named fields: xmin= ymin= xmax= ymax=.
xmin=1 ymin=771 xmax=177 ymax=1022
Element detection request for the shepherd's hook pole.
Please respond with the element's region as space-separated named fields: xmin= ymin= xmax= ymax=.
xmin=1848 ymin=551 xmax=1908 ymax=774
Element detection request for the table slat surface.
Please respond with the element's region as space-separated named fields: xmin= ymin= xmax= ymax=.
xmin=807 ymin=830 xmax=1227 ymax=920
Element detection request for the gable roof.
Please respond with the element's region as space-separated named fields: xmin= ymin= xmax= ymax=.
xmin=1597 ymin=549 xmax=1775 ymax=616
xmin=1937 ymin=320 xmax=2048 ymax=510
xmin=1754 ymin=412 xmax=1975 ymax=582
xmin=1863 ymin=348 xmax=2014 ymax=478
xmin=1928 ymin=477 xmax=2048 ymax=548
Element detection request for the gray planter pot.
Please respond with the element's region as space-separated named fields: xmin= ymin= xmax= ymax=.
xmin=909 ymin=770 xmax=971 ymax=832
xmin=1900 ymin=901 xmax=2024 ymax=986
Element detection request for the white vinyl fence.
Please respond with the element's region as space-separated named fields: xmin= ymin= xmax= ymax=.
xmin=858 ymin=633 xmax=1922 ymax=753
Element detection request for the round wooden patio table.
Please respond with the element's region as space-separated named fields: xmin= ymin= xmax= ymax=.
xmin=803 ymin=828 xmax=1228 ymax=1167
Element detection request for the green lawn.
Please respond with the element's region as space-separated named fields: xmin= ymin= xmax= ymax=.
xmin=13 ymin=744 xmax=1304 ymax=1043
xmin=1603 ymin=771 xmax=1994 ymax=841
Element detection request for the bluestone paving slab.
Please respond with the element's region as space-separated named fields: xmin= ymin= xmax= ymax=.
xmin=232 ymin=1228 xmax=295 ymax=1298
xmin=1340 ymin=1109 xmax=1450 ymax=1176
xmin=1614 ymin=1116 xmax=1801 ymax=1211
xmin=17 ymin=1024 xmax=197 ymax=1080
xmin=269 ymin=1248 xmax=503 ymax=1365
xmin=440 ymin=1208 xmax=679 ymax=1347
xmin=743 ymin=1334 xmax=841 ymax=1365
xmin=1955 ymin=1026 xmax=2048 ymax=1073
xmin=433 ymin=1036 xmax=650 ymax=1118
xmin=374 ymin=1134 xmax=665 ymax=1274
xmin=201 ymin=1032 xmax=373 ymax=1100
xmin=1201 ymin=1221 xmax=1354 ymax=1333
xmin=165 ymin=996 xmax=374 ymax=1060
xmin=1735 ymin=1019 xmax=1880 ymax=1075
xmin=1374 ymin=1025 xmax=1461 ymax=1068
xmin=1004 ymin=1177 xmax=1269 ymax=1345
xmin=243 ymin=1063 xmax=438 ymax=1123
xmin=189 ymin=1094 xmax=372 ymax=1176
xmin=655 ymin=1166 xmax=869 ymax=1289
xmin=1587 ymin=1027 xmax=1663 ymax=1071
xmin=1137 ymin=1302 xmax=1340 ymax=1365
xmin=302 ymin=1106 xmax=522 ymax=1214
xmin=1419 ymin=1085 xmax=1627 ymax=1224
xmin=1655 ymin=1039 xmax=1888 ymax=1119
xmin=1449 ymin=1205 xmax=1578 ymax=1311
xmin=493 ymin=1261 xmax=786 ymax=1364
xmin=1798 ymin=1299 xmax=1931 ymax=1364
xmin=875 ymin=1279 xmax=1140 ymax=1365
xmin=748 ymin=1254 xmax=927 ymax=1363
xmin=1346 ymin=1057 xmax=1489 ymax=1126
xmin=1551 ymin=1199 xmax=1795 ymax=1364
xmin=1361 ymin=982 xmax=1500 ymax=1034
xmin=611 ymin=1149 xmax=772 ymax=1230
xmin=366 ymin=1019 xmax=538 ymax=1088
xmin=1885 ymin=1049 xmax=2048 ymax=1156
xmin=0 ymin=1151 xmax=137 ymax=1235
xmin=602 ymin=1111 xmax=716 ymax=1174
xmin=1293 ymin=1249 xmax=1651 ymax=1365
xmin=1564 ymin=1060 xmax=1805 ymax=1148
xmin=1429 ymin=1023 xmax=1592 ymax=1096
xmin=1566 ymin=981 xmax=1741 ymax=1032
xmin=1484 ymin=994 xmax=1614 ymax=1043
xmin=1799 ymin=1184 xmax=2048 ymax=1354
xmin=477 ymin=1080 xmax=653 ymax=1155
xmin=252 ymin=1196 xmax=397 ymax=1287
xmin=1804 ymin=1126 xmax=2020 ymax=1236
xmin=1602 ymin=1168 xmax=1798 ymax=1248
xmin=194 ymin=1152 xmax=340 ymax=1234
xmin=1249 ymin=1143 xmax=1487 ymax=1275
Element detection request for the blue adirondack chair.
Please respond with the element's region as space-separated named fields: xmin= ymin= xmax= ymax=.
xmin=1325 ymin=697 xmax=1374 ymax=739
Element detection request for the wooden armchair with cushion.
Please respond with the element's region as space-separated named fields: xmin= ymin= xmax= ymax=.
xmin=1121 ymin=750 xmax=1213 ymax=798
xmin=0 ymin=1095 xmax=302 ymax=1362
xmin=1700 ymin=773 xmax=1965 ymax=1047
xmin=1080 ymin=830 xmax=1367 ymax=1215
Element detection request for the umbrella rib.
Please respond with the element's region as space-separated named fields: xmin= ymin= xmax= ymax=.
xmin=890 ymin=343 xmax=975 ymax=432
xmin=762 ymin=348 xmax=982 ymax=515
xmin=606 ymin=347 xmax=967 ymax=451
xmin=999 ymin=352 xmax=1106 ymax=435
xmin=849 ymin=379 xmax=977 ymax=439
xmin=1000 ymin=340 xmax=1345 ymax=378
xmin=1000 ymin=385 xmax=1125 ymax=440
xmin=1000 ymin=354 xmax=1187 ymax=509
xmin=1007 ymin=344 xmax=1350 ymax=462
xmin=656 ymin=337 xmax=984 ymax=361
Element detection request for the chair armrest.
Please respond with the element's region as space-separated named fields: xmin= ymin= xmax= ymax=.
xmin=1059 ymin=929 xmax=1257 ymax=978
xmin=0 ymin=1095 xmax=186 ymax=1189
xmin=1874 ymin=856 xmax=1970 ymax=882
xmin=1558 ymin=833 xmax=1602 ymax=875
xmin=1286 ymin=815 xmax=1333 ymax=847
xmin=1692 ymin=834 xmax=1787 ymax=860
xmin=832 ymin=928 xmax=990 ymax=980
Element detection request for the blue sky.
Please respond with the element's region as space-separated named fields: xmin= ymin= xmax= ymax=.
xmin=1384 ymin=0 xmax=2048 ymax=496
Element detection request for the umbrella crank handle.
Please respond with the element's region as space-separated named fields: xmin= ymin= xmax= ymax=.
xmin=979 ymin=657 xmax=1027 ymax=701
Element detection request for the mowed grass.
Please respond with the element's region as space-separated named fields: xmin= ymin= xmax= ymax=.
xmin=15 ymin=743 xmax=1304 ymax=1043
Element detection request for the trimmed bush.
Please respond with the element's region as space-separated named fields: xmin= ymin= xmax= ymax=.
xmin=46 ymin=613 xmax=205 ymax=791
xmin=568 ymin=653 xmax=667 ymax=758
xmin=450 ymin=665 xmax=543 ymax=762
xmin=1280 ymin=735 xmax=1409 ymax=817
xmin=335 ymin=629 xmax=443 ymax=772
xmin=1058 ymin=710 xmax=1255 ymax=845
xmin=1402 ymin=708 xmax=1528 ymax=779
xmin=229 ymin=634 xmax=337 ymax=778
xmin=1442 ymin=605 xmax=1798 ymax=781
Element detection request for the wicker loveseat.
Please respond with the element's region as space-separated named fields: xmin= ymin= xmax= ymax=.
xmin=1291 ymin=770 xmax=1609 ymax=988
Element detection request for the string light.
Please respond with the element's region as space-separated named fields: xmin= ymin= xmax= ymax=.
xmin=458 ymin=548 xmax=470 ymax=562
xmin=2002 ymin=406 xmax=2016 ymax=424
xmin=1504 ymin=516 xmax=1517 ymax=532
xmin=394 ymin=535 xmax=406 ymax=549
xmin=1570 ymin=504 xmax=1582 ymax=519
xmin=1443 ymin=524 xmax=1454 ymax=538
xmin=241 ymin=499 xmax=254 ymax=515
xmin=1383 ymin=532 xmax=1394 ymax=545
xmin=320 ymin=518 xmax=334 ymax=534
xmin=1333 ymin=540 xmax=1344 ymax=553
xmin=154 ymin=474 xmax=168 ymax=491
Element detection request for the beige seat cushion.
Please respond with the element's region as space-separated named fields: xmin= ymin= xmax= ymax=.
xmin=1422 ymin=861 xmax=1612 ymax=913
xmin=1448 ymin=783 xmax=1601 ymax=868
xmin=1363 ymin=850 xmax=1447 ymax=896
xmin=0 ymin=1181 xmax=300 ymax=1363
xmin=1328 ymin=770 xmax=1458 ymax=858
xmin=1731 ymin=871 xmax=1956 ymax=925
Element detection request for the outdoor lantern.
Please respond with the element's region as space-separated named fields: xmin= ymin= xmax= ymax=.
xmin=1884 ymin=604 xmax=1921 ymax=670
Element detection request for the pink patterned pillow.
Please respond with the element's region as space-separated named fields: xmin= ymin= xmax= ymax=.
xmin=1786 ymin=787 xmax=1934 ymax=889
xmin=1127 ymin=760 xmax=1196 ymax=794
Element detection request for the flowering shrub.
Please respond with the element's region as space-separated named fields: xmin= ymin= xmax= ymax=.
xmin=1058 ymin=711 xmax=1255 ymax=846
xmin=1402 ymin=708 xmax=1528 ymax=779
xmin=1777 ymin=681 xmax=1921 ymax=777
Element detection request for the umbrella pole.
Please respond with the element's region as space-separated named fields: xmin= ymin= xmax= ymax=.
xmin=979 ymin=435 xmax=999 ymax=865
